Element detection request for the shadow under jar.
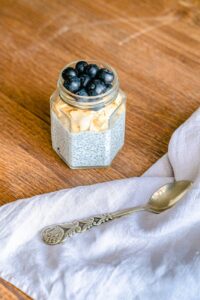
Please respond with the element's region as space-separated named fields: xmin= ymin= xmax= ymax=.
xmin=50 ymin=60 xmax=126 ymax=169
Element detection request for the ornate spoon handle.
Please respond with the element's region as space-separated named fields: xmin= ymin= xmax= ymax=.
xmin=42 ymin=206 xmax=145 ymax=245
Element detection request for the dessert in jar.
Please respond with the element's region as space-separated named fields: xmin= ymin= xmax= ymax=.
xmin=50 ymin=60 xmax=126 ymax=169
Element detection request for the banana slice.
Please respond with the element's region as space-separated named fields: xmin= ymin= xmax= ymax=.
xmin=80 ymin=114 xmax=93 ymax=131
xmin=54 ymin=94 xmax=123 ymax=133
xmin=71 ymin=123 xmax=80 ymax=133
xmin=114 ymin=93 xmax=122 ymax=106
xmin=104 ymin=103 xmax=118 ymax=117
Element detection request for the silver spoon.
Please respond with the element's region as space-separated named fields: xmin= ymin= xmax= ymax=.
xmin=42 ymin=180 xmax=192 ymax=245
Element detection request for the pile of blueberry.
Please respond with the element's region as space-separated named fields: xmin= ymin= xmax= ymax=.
xmin=62 ymin=61 xmax=114 ymax=97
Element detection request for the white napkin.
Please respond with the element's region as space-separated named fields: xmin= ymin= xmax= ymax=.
xmin=1 ymin=108 xmax=200 ymax=300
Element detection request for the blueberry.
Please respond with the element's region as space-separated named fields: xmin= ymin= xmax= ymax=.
xmin=63 ymin=76 xmax=81 ymax=93
xmin=75 ymin=61 xmax=88 ymax=74
xmin=85 ymin=64 xmax=99 ymax=78
xmin=87 ymin=79 xmax=106 ymax=96
xmin=106 ymin=83 xmax=113 ymax=92
xmin=79 ymin=74 xmax=91 ymax=88
xmin=76 ymin=88 xmax=88 ymax=96
xmin=97 ymin=68 xmax=114 ymax=84
xmin=62 ymin=67 xmax=77 ymax=80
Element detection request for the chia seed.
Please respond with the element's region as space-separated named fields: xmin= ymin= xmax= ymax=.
xmin=51 ymin=111 xmax=125 ymax=169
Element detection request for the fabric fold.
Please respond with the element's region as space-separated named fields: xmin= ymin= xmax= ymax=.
xmin=0 ymin=109 xmax=200 ymax=300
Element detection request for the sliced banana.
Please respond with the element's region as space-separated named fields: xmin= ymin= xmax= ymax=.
xmin=54 ymin=94 xmax=124 ymax=133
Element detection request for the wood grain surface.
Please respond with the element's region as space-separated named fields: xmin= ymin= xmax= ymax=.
xmin=0 ymin=0 xmax=200 ymax=299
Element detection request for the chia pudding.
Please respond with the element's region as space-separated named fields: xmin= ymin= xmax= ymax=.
xmin=50 ymin=60 xmax=126 ymax=169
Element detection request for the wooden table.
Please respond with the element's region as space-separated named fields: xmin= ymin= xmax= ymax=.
xmin=0 ymin=0 xmax=200 ymax=298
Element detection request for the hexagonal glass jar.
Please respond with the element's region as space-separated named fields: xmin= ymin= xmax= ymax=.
xmin=50 ymin=60 xmax=126 ymax=169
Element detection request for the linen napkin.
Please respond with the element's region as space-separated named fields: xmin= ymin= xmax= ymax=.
xmin=1 ymin=108 xmax=200 ymax=300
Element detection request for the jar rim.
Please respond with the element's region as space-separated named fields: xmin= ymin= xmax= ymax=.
xmin=57 ymin=59 xmax=119 ymax=107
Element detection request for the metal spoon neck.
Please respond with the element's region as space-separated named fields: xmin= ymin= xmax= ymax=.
xmin=111 ymin=206 xmax=145 ymax=219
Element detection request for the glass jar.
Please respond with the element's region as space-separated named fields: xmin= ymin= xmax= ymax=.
xmin=50 ymin=60 xmax=126 ymax=169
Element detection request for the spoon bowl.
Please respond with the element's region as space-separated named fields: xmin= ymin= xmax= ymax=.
xmin=147 ymin=180 xmax=193 ymax=213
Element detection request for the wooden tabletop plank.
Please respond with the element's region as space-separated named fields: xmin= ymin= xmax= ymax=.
xmin=0 ymin=0 xmax=200 ymax=299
